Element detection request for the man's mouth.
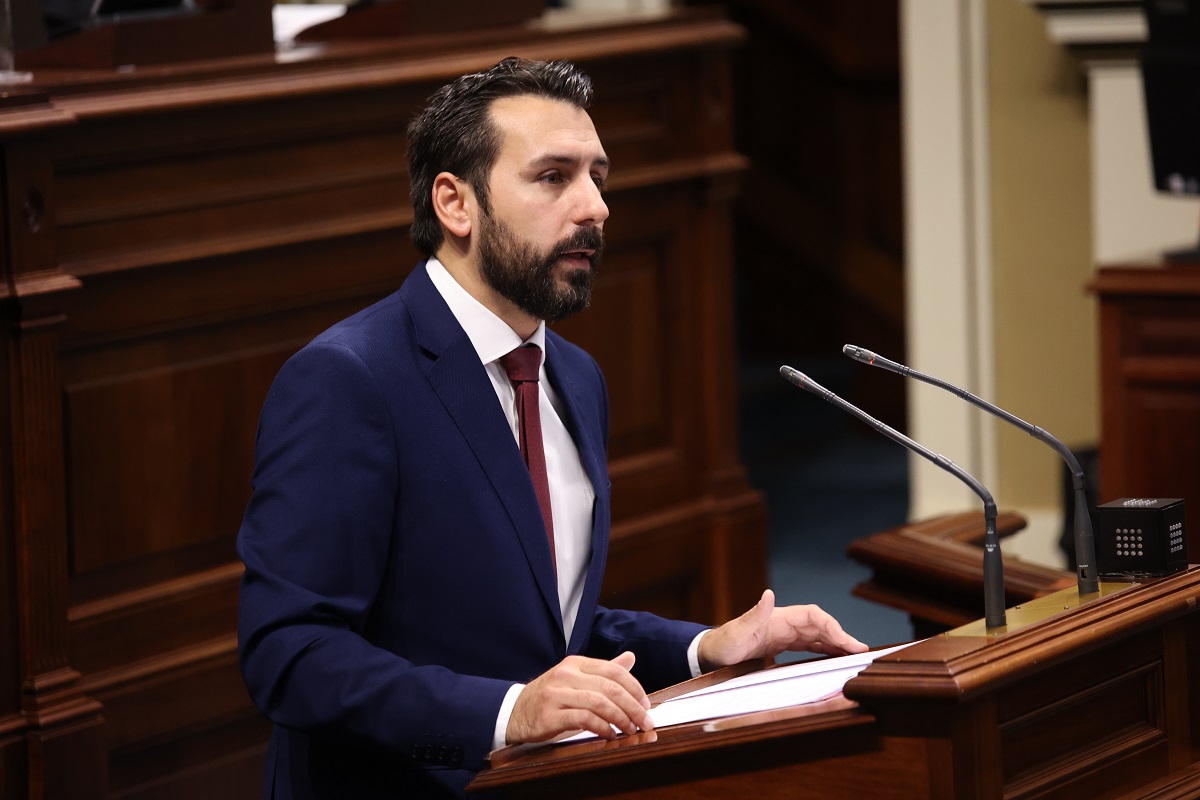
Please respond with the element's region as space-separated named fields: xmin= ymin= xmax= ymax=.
xmin=559 ymin=249 xmax=595 ymax=268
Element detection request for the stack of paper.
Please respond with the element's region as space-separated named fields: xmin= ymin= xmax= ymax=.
xmin=563 ymin=641 xmax=915 ymax=742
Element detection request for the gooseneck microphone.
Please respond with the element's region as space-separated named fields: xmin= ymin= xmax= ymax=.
xmin=842 ymin=344 xmax=1099 ymax=595
xmin=780 ymin=365 xmax=1007 ymax=629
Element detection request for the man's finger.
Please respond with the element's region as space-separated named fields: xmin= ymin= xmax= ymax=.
xmin=565 ymin=685 xmax=646 ymax=735
xmin=585 ymin=653 xmax=650 ymax=713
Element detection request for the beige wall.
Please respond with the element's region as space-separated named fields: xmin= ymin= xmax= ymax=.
xmin=986 ymin=0 xmax=1096 ymax=512
xmin=903 ymin=0 xmax=1098 ymax=565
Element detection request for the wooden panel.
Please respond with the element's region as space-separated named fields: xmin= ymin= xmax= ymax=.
xmin=1117 ymin=384 xmax=1200 ymax=501
xmin=692 ymin=0 xmax=906 ymax=426
xmin=54 ymin=112 xmax=411 ymax=278
xmin=1093 ymin=265 xmax=1200 ymax=556
xmin=575 ymin=238 xmax=675 ymax=459
xmin=0 ymin=726 xmax=27 ymax=799
xmin=558 ymin=188 xmax=703 ymax=522
xmin=65 ymin=348 xmax=280 ymax=573
xmin=69 ymin=565 xmax=241 ymax=676
xmin=0 ymin=331 xmax=18 ymax=722
xmin=86 ymin=641 xmax=250 ymax=750
xmin=999 ymin=635 xmax=1167 ymax=799
xmin=61 ymin=231 xmax=414 ymax=342
xmin=1119 ymin=298 xmax=1200 ymax=358
xmin=602 ymin=508 xmax=710 ymax=623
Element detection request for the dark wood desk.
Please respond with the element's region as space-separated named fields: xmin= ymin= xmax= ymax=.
xmin=0 ymin=10 xmax=766 ymax=799
xmin=474 ymin=568 xmax=1200 ymax=800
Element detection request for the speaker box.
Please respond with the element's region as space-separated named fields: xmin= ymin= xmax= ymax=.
xmin=1096 ymin=498 xmax=1187 ymax=578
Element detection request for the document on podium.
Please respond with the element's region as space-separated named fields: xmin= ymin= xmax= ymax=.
xmin=563 ymin=641 xmax=916 ymax=742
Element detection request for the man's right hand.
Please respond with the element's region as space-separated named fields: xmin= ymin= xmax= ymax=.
xmin=505 ymin=651 xmax=653 ymax=744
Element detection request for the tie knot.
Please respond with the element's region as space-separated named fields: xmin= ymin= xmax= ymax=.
xmin=499 ymin=344 xmax=542 ymax=384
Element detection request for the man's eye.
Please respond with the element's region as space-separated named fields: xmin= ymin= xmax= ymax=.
xmin=592 ymin=176 xmax=608 ymax=191
xmin=539 ymin=173 xmax=562 ymax=184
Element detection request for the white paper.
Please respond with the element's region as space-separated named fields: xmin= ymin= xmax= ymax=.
xmin=273 ymin=4 xmax=347 ymax=44
xmin=560 ymin=641 xmax=917 ymax=743
xmin=666 ymin=641 xmax=915 ymax=702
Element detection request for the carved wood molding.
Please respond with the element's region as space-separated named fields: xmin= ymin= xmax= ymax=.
xmin=847 ymin=511 xmax=1076 ymax=633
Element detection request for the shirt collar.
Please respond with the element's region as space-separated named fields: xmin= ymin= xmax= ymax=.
xmin=425 ymin=258 xmax=547 ymax=366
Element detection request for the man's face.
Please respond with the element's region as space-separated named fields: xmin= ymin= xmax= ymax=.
xmin=475 ymin=95 xmax=610 ymax=323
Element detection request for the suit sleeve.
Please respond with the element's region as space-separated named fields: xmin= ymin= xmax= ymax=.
xmin=236 ymin=342 xmax=511 ymax=771
xmin=585 ymin=608 xmax=708 ymax=691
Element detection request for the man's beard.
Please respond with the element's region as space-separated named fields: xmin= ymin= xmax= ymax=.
xmin=477 ymin=211 xmax=604 ymax=323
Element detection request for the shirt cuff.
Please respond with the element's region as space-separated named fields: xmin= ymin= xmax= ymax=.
xmin=491 ymin=683 xmax=525 ymax=752
xmin=687 ymin=629 xmax=711 ymax=677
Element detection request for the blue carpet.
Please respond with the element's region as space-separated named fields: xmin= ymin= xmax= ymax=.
xmin=740 ymin=356 xmax=913 ymax=658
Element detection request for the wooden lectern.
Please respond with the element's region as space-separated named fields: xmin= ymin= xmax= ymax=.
xmin=472 ymin=567 xmax=1200 ymax=799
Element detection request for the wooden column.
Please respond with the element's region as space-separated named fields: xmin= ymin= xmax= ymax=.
xmin=1 ymin=123 xmax=107 ymax=798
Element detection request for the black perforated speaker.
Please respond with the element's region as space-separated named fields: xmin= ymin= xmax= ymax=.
xmin=1096 ymin=498 xmax=1187 ymax=579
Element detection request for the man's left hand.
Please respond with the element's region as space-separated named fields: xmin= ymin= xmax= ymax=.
xmin=698 ymin=589 xmax=869 ymax=672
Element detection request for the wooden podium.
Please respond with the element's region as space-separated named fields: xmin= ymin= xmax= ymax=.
xmin=471 ymin=567 xmax=1200 ymax=799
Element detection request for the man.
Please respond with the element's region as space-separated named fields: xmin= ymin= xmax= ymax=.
xmin=237 ymin=57 xmax=866 ymax=799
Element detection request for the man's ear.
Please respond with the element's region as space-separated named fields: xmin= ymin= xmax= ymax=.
xmin=432 ymin=172 xmax=474 ymax=240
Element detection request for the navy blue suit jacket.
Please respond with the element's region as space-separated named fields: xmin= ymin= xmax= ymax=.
xmin=237 ymin=263 xmax=707 ymax=798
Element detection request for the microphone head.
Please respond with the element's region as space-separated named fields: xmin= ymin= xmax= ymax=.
xmin=779 ymin=364 xmax=804 ymax=387
xmin=780 ymin=366 xmax=828 ymax=397
xmin=842 ymin=344 xmax=876 ymax=364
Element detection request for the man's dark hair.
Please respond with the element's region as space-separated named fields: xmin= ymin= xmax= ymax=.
xmin=406 ymin=57 xmax=595 ymax=257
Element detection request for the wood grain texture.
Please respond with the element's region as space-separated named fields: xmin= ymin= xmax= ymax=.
xmin=1092 ymin=263 xmax=1200 ymax=561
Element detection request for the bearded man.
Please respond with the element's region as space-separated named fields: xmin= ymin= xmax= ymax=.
xmin=236 ymin=57 xmax=866 ymax=799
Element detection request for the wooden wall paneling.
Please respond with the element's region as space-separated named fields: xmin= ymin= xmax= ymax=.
xmin=602 ymin=509 xmax=711 ymax=623
xmin=684 ymin=46 xmax=768 ymax=617
xmin=50 ymin=95 xmax=416 ymax=281
xmin=107 ymin=713 xmax=270 ymax=800
xmin=2 ymin=133 xmax=107 ymax=795
xmin=1188 ymin=613 xmax=1200 ymax=766
xmin=688 ymin=0 xmax=906 ymax=426
xmin=0 ymin=256 xmax=24 ymax=798
xmin=50 ymin=88 xmax=420 ymax=796
xmin=1092 ymin=266 xmax=1200 ymax=558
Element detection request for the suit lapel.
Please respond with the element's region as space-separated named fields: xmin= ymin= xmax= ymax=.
xmin=401 ymin=266 xmax=564 ymax=636
xmin=544 ymin=334 xmax=611 ymax=655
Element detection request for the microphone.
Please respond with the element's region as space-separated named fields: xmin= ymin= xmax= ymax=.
xmin=779 ymin=365 xmax=1007 ymax=629
xmin=842 ymin=344 xmax=1099 ymax=595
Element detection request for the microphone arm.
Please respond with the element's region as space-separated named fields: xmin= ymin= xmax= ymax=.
xmin=779 ymin=365 xmax=1007 ymax=629
xmin=842 ymin=344 xmax=1099 ymax=595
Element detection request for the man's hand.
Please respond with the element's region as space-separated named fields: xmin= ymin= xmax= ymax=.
xmin=698 ymin=589 xmax=869 ymax=672
xmin=505 ymin=651 xmax=653 ymax=745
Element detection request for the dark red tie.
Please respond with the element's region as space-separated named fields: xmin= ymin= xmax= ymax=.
xmin=499 ymin=345 xmax=555 ymax=567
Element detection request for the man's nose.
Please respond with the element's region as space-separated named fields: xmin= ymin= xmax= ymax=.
xmin=574 ymin=180 xmax=609 ymax=227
